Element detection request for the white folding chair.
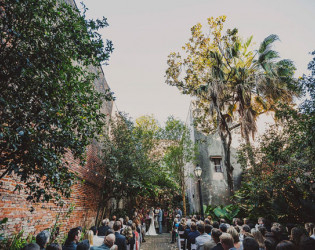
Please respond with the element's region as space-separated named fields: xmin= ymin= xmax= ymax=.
xmin=191 ymin=243 xmax=197 ymax=250
xmin=177 ymin=231 xmax=185 ymax=249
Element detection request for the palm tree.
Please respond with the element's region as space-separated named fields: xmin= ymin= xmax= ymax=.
xmin=166 ymin=16 xmax=299 ymax=195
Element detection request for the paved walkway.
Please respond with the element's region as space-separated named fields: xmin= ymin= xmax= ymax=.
xmin=140 ymin=233 xmax=177 ymax=250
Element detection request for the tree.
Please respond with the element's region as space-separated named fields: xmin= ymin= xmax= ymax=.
xmin=0 ymin=0 xmax=114 ymax=203
xmin=161 ymin=116 xmax=197 ymax=216
xmin=235 ymin=51 xmax=315 ymax=223
xmin=165 ymin=16 xmax=298 ymax=194
xmin=99 ymin=113 xmax=178 ymax=215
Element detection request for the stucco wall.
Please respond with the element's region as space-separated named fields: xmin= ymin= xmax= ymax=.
xmin=185 ymin=105 xmax=243 ymax=214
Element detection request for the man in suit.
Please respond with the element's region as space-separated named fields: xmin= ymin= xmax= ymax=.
xmin=91 ymin=234 xmax=116 ymax=250
xmin=211 ymin=228 xmax=223 ymax=250
xmin=187 ymin=222 xmax=200 ymax=250
xmin=195 ymin=223 xmax=213 ymax=250
xmin=113 ymin=221 xmax=127 ymax=250
xmin=62 ymin=228 xmax=80 ymax=250
xmin=157 ymin=206 xmax=163 ymax=234
xmin=98 ymin=219 xmax=110 ymax=236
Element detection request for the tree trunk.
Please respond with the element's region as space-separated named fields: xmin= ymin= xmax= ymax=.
xmin=244 ymin=133 xmax=255 ymax=168
xmin=181 ymin=180 xmax=187 ymax=217
xmin=219 ymin=130 xmax=234 ymax=196
xmin=213 ymin=102 xmax=234 ymax=196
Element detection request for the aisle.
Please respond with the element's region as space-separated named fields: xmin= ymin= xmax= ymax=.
xmin=140 ymin=233 xmax=177 ymax=250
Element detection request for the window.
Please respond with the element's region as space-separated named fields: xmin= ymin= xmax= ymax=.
xmin=211 ymin=157 xmax=223 ymax=172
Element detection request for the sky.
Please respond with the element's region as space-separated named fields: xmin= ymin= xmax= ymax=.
xmin=82 ymin=0 xmax=315 ymax=124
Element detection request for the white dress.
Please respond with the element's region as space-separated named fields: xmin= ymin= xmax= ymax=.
xmin=146 ymin=211 xmax=157 ymax=236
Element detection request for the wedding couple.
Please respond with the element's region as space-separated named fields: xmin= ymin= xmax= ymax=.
xmin=146 ymin=207 xmax=163 ymax=236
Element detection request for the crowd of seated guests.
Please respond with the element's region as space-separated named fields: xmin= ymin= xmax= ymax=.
xmin=171 ymin=216 xmax=315 ymax=250
xmin=22 ymin=214 xmax=147 ymax=250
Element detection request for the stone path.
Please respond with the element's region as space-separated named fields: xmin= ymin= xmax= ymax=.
xmin=140 ymin=233 xmax=178 ymax=250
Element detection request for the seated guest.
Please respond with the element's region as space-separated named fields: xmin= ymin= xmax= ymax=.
xmin=240 ymin=225 xmax=251 ymax=243
xmin=251 ymin=229 xmax=265 ymax=250
xmin=122 ymin=226 xmax=135 ymax=250
xmin=109 ymin=216 xmax=116 ymax=229
xmin=63 ymin=228 xmax=81 ymax=250
xmin=205 ymin=224 xmax=213 ymax=236
xmin=77 ymin=240 xmax=90 ymax=250
xmin=227 ymin=226 xmax=242 ymax=250
xmin=187 ymin=222 xmax=201 ymax=250
xmin=113 ymin=221 xmax=127 ymax=250
xmin=119 ymin=218 xmax=125 ymax=230
xmin=275 ymin=240 xmax=295 ymax=250
xmin=220 ymin=224 xmax=228 ymax=233
xmin=84 ymin=230 xmax=94 ymax=247
xmin=205 ymin=219 xmax=211 ymax=225
xmin=23 ymin=243 xmax=40 ymax=250
xmin=195 ymin=222 xmax=213 ymax=250
xmin=46 ymin=243 xmax=62 ymax=250
xmin=299 ymin=237 xmax=315 ymax=250
xmin=36 ymin=230 xmax=51 ymax=250
xmin=203 ymin=240 xmax=216 ymax=250
xmin=91 ymin=234 xmax=116 ymax=250
xmin=90 ymin=226 xmax=104 ymax=247
xmin=257 ymin=226 xmax=267 ymax=237
xmin=234 ymin=226 xmax=241 ymax=234
xmin=243 ymin=237 xmax=259 ymax=250
xmin=184 ymin=223 xmax=192 ymax=240
xmin=179 ymin=218 xmax=187 ymax=231
xmin=211 ymin=229 xmax=223 ymax=250
xmin=187 ymin=216 xmax=192 ymax=227
xmin=213 ymin=221 xmax=220 ymax=229
xmin=220 ymin=219 xmax=226 ymax=224
xmin=265 ymin=226 xmax=281 ymax=248
xmin=220 ymin=233 xmax=235 ymax=250
xmin=98 ymin=219 xmax=110 ymax=236
xmin=289 ymin=227 xmax=304 ymax=248
xmin=265 ymin=238 xmax=276 ymax=250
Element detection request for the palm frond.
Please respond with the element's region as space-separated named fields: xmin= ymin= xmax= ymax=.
xmin=258 ymin=34 xmax=279 ymax=54
xmin=246 ymin=35 xmax=253 ymax=48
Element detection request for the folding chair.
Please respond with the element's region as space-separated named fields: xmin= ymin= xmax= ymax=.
xmin=177 ymin=231 xmax=186 ymax=249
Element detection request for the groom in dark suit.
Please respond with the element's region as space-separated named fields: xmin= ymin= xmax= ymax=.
xmin=157 ymin=206 xmax=163 ymax=234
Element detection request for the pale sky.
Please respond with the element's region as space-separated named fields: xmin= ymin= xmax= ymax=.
xmin=83 ymin=0 xmax=315 ymax=124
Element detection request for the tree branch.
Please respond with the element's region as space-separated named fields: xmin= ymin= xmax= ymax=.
xmin=229 ymin=123 xmax=241 ymax=131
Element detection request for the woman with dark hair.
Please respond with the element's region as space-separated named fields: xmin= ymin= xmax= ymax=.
xmin=290 ymin=227 xmax=306 ymax=248
xmin=258 ymin=226 xmax=267 ymax=237
xmin=276 ymin=240 xmax=295 ymax=250
xmin=46 ymin=243 xmax=62 ymax=250
xmin=252 ymin=229 xmax=266 ymax=250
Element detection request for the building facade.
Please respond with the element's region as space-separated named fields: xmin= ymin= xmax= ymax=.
xmin=185 ymin=104 xmax=243 ymax=214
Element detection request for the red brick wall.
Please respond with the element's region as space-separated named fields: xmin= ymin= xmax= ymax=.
xmin=0 ymin=143 xmax=106 ymax=238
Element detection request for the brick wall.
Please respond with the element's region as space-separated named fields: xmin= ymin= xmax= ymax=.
xmin=0 ymin=143 xmax=107 ymax=238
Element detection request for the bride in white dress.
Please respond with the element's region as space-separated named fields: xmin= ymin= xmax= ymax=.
xmin=146 ymin=207 xmax=157 ymax=236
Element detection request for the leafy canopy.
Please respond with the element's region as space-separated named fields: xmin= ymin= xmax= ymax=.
xmin=0 ymin=0 xmax=114 ymax=203
xmin=100 ymin=113 xmax=179 ymax=203
xmin=234 ymin=51 xmax=315 ymax=223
